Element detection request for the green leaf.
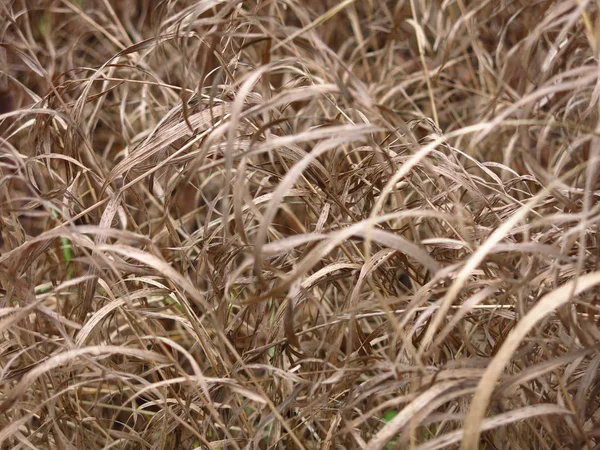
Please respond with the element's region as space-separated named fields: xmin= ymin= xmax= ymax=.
xmin=382 ymin=410 xmax=398 ymax=422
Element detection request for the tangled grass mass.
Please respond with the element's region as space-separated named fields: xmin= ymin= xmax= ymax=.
xmin=1 ymin=0 xmax=599 ymax=448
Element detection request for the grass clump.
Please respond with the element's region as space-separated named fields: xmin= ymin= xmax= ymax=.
xmin=1 ymin=0 xmax=599 ymax=449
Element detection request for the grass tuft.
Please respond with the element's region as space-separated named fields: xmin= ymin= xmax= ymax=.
xmin=1 ymin=1 xmax=599 ymax=449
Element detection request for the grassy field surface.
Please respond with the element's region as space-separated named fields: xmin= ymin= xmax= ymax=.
xmin=1 ymin=0 xmax=599 ymax=448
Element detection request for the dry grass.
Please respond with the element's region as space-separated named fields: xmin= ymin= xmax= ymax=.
xmin=1 ymin=0 xmax=599 ymax=449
